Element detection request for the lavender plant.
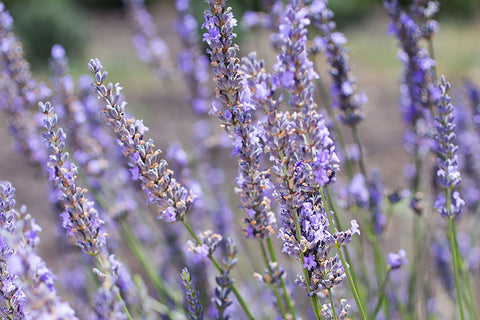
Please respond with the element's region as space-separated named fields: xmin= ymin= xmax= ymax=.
xmin=0 ymin=0 xmax=479 ymax=319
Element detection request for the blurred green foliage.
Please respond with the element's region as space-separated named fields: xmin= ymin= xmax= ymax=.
xmin=4 ymin=0 xmax=88 ymax=69
xmin=2 ymin=0 xmax=478 ymax=67
xmin=70 ymin=0 xmax=480 ymax=20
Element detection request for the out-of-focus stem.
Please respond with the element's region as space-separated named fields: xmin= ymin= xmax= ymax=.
xmin=75 ymin=158 xmax=175 ymax=315
xmin=351 ymin=126 xmax=367 ymax=179
xmin=96 ymin=254 xmax=133 ymax=320
xmin=321 ymin=187 xmax=368 ymax=320
xmin=407 ymin=148 xmax=424 ymax=316
xmin=326 ymin=189 xmax=365 ymax=296
xmin=266 ymin=238 xmax=297 ymax=320
xmin=373 ymin=267 xmax=392 ymax=317
xmin=292 ymin=208 xmax=322 ymax=320
xmin=149 ymin=298 xmax=186 ymax=320
xmin=119 ymin=219 xmax=177 ymax=306
xmin=461 ymin=262 xmax=478 ymax=320
xmin=258 ymin=241 xmax=288 ymax=319
xmin=328 ymin=288 xmax=338 ymax=320
xmin=181 ymin=219 xmax=255 ymax=320
xmin=448 ymin=211 xmax=465 ymax=320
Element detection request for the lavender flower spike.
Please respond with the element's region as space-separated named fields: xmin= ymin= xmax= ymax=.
xmin=174 ymin=0 xmax=211 ymax=115
xmin=88 ymin=58 xmax=194 ymax=222
xmin=434 ymin=76 xmax=464 ymax=219
xmin=181 ymin=268 xmax=204 ymax=320
xmin=124 ymin=0 xmax=171 ymax=78
xmin=203 ymin=0 xmax=276 ymax=239
xmin=40 ymin=102 xmax=135 ymax=319
xmin=0 ymin=182 xmax=27 ymax=319
xmin=1 ymin=181 xmax=78 ymax=319
xmin=202 ymin=0 xmax=242 ymax=125
xmin=40 ymin=101 xmax=106 ymax=254
xmin=312 ymin=2 xmax=366 ymax=126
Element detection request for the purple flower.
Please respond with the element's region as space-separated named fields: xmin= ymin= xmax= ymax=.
xmin=164 ymin=206 xmax=176 ymax=222
xmin=311 ymin=4 xmax=365 ymax=126
xmin=40 ymin=101 xmax=106 ymax=254
xmin=181 ymin=268 xmax=204 ymax=320
xmin=1 ymin=181 xmax=77 ymax=319
xmin=388 ymin=249 xmax=408 ymax=269
xmin=173 ymin=0 xmax=212 ymax=116
xmin=203 ymin=0 xmax=277 ymax=240
xmin=124 ymin=0 xmax=171 ymax=78
xmin=187 ymin=230 xmax=222 ymax=258
xmin=433 ymin=77 xmax=465 ymax=219
xmin=303 ymin=254 xmax=317 ymax=271
xmin=385 ymin=0 xmax=437 ymax=189
xmin=89 ymin=59 xmax=194 ymax=222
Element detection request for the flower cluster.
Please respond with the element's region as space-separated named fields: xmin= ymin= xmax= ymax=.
xmin=40 ymin=101 xmax=106 ymax=254
xmin=174 ymin=0 xmax=211 ymax=115
xmin=181 ymin=267 xmax=204 ymax=320
xmin=385 ymin=0 xmax=437 ymax=158
xmin=311 ymin=0 xmax=366 ymax=126
xmin=124 ymin=0 xmax=171 ymax=78
xmin=0 ymin=4 xmax=50 ymax=166
xmin=0 ymin=181 xmax=77 ymax=319
xmin=203 ymin=0 xmax=276 ymax=239
xmin=239 ymin=1 xmax=355 ymax=299
xmin=89 ymin=58 xmax=194 ymax=222
xmin=433 ymin=76 xmax=465 ymax=219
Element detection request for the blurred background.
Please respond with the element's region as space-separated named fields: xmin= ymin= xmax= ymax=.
xmin=0 ymin=0 xmax=479 ymax=317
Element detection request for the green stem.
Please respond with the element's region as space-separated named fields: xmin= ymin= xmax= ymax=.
xmin=266 ymin=238 xmax=297 ymax=320
xmin=181 ymin=219 xmax=255 ymax=320
xmin=97 ymin=255 xmax=133 ymax=320
xmin=149 ymin=298 xmax=186 ymax=320
xmin=351 ymin=126 xmax=367 ymax=179
xmin=119 ymin=218 xmax=177 ymax=305
xmin=321 ymin=188 xmax=368 ymax=320
xmin=258 ymin=241 xmax=288 ymax=319
xmin=373 ymin=268 xmax=391 ymax=317
xmin=325 ymin=189 xmax=362 ymax=292
xmin=448 ymin=216 xmax=465 ymax=320
xmin=407 ymin=148 xmax=424 ymax=316
xmin=328 ymin=289 xmax=338 ymax=320
xmin=276 ymin=150 xmax=321 ymax=318
xmin=292 ymin=208 xmax=322 ymax=320
xmin=461 ymin=263 xmax=479 ymax=320
xmin=271 ymin=283 xmax=288 ymax=320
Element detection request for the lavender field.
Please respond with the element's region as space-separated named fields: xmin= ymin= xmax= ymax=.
xmin=1 ymin=0 xmax=480 ymax=319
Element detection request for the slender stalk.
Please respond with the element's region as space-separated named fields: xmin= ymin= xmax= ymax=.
xmin=325 ymin=189 xmax=362 ymax=291
xmin=373 ymin=268 xmax=392 ymax=317
xmin=461 ymin=263 xmax=479 ymax=320
xmin=328 ymin=288 xmax=338 ymax=320
xmin=258 ymin=241 xmax=288 ymax=319
xmin=266 ymin=238 xmax=297 ymax=320
xmin=407 ymin=148 xmax=424 ymax=316
xmin=271 ymin=284 xmax=288 ymax=320
xmin=149 ymin=298 xmax=186 ymax=320
xmin=351 ymin=126 xmax=367 ymax=179
xmin=448 ymin=214 xmax=465 ymax=320
xmin=181 ymin=219 xmax=255 ymax=320
xmin=321 ymin=187 xmax=368 ymax=320
xmin=276 ymin=150 xmax=321 ymax=318
xmin=97 ymin=255 xmax=133 ymax=320
xmin=292 ymin=208 xmax=323 ymax=320
xmin=74 ymin=158 xmax=168 ymax=317
xmin=119 ymin=219 xmax=178 ymax=306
